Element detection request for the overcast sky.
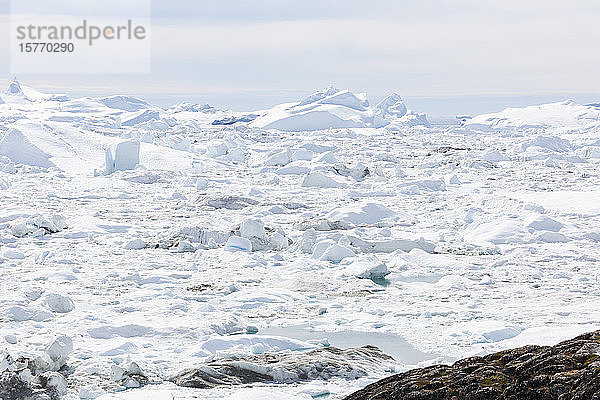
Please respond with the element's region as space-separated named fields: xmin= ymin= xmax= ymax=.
xmin=1 ymin=0 xmax=599 ymax=117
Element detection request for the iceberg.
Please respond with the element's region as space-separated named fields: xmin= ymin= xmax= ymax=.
xmin=104 ymin=140 xmax=140 ymax=174
xmin=252 ymin=85 xmax=386 ymax=131
xmin=464 ymin=100 xmax=600 ymax=131
xmin=0 ymin=128 xmax=55 ymax=168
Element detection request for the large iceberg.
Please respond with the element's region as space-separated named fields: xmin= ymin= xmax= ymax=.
xmin=4 ymin=77 xmax=68 ymax=102
xmin=375 ymin=93 xmax=430 ymax=129
xmin=374 ymin=93 xmax=408 ymax=119
xmin=464 ymin=100 xmax=600 ymax=131
xmin=252 ymin=86 xmax=388 ymax=131
xmin=6 ymin=77 xmax=23 ymax=96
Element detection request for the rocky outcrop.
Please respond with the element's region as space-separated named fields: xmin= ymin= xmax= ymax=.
xmin=344 ymin=330 xmax=600 ymax=400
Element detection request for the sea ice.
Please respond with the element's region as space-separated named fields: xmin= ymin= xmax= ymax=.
xmin=327 ymin=202 xmax=397 ymax=226
xmin=524 ymin=215 xmax=564 ymax=232
xmin=348 ymin=255 xmax=389 ymax=279
xmin=2 ymin=81 xmax=599 ymax=399
xmin=312 ymin=241 xmax=355 ymax=263
xmin=302 ymin=171 xmax=346 ymax=188
xmin=44 ymin=293 xmax=75 ymax=313
xmin=124 ymin=238 xmax=147 ymax=250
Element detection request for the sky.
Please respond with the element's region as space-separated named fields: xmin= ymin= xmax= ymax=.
xmin=1 ymin=0 xmax=599 ymax=117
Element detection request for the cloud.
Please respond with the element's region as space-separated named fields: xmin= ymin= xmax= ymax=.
xmin=149 ymin=9 xmax=600 ymax=95
xmin=1 ymin=0 xmax=599 ymax=113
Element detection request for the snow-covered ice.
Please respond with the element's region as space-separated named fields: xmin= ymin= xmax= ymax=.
xmin=252 ymin=86 xmax=429 ymax=131
xmin=463 ymin=100 xmax=600 ymax=131
xmin=1 ymin=80 xmax=600 ymax=399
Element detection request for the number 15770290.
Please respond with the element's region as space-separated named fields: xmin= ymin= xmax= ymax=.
xmin=19 ymin=42 xmax=74 ymax=53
